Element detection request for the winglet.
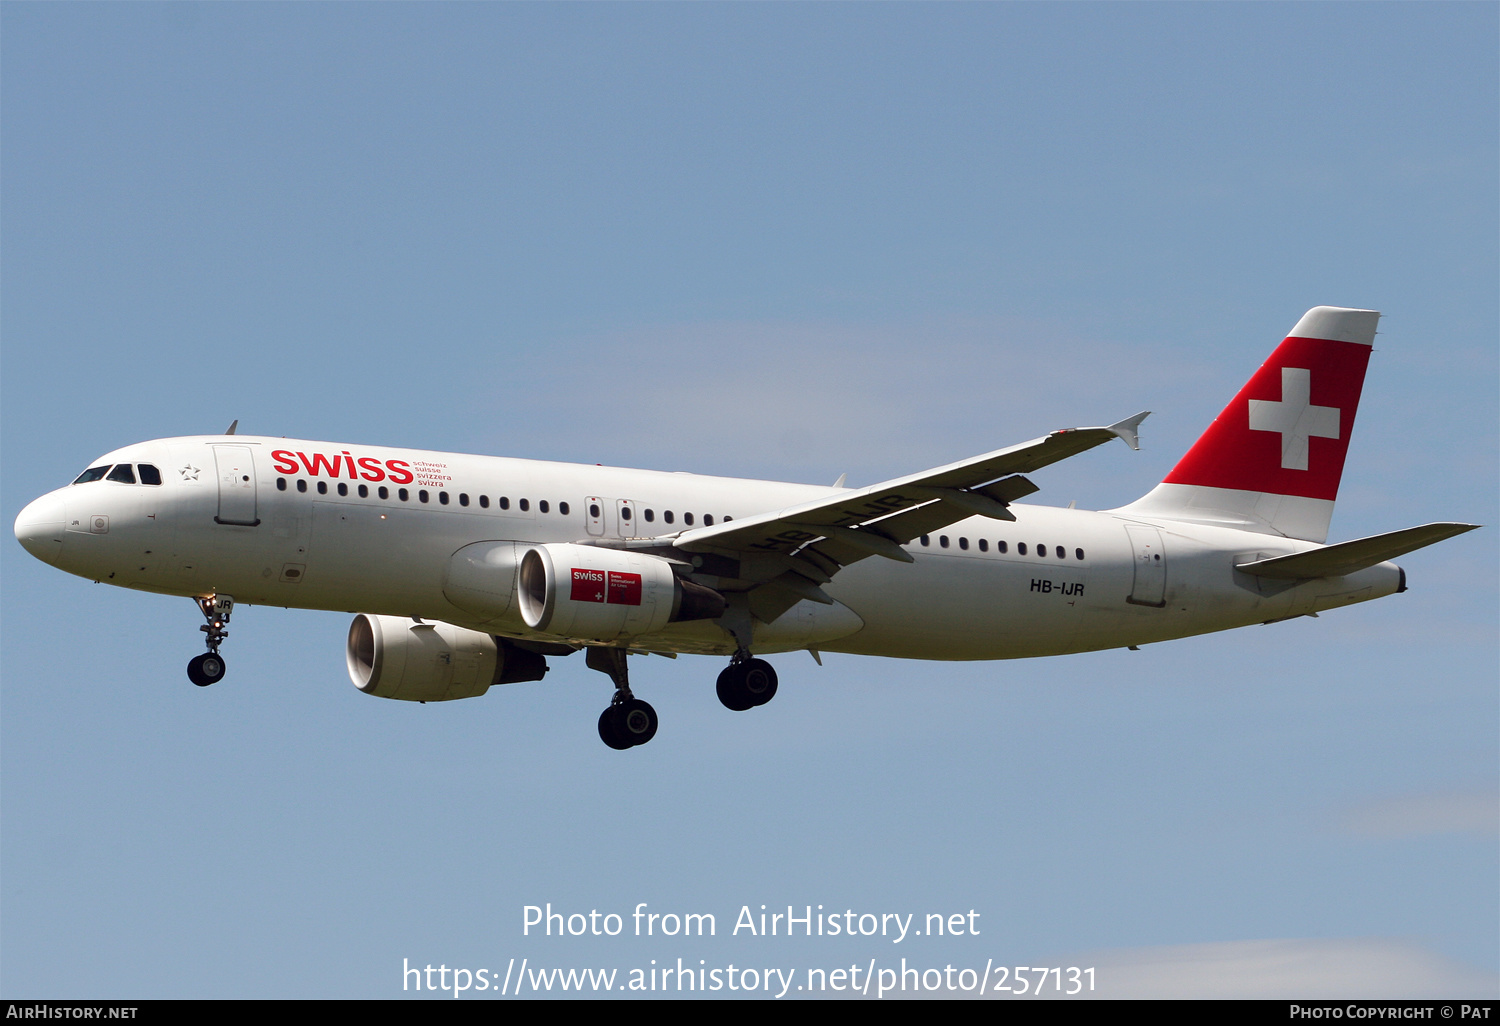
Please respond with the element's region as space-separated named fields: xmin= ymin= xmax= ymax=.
xmin=1107 ymin=411 xmax=1150 ymax=451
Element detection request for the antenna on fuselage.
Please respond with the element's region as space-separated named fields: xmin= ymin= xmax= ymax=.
xmin=224 ymin=420 xmax=239 ymax=435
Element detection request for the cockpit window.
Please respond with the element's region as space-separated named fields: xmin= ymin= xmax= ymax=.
xmin=137 ymin=464 xmax=162 ymax=485
xmin=106 ymin=464 xmax=137 ymax=484
xmin=74 ymin=465 xmax=111 ymax=484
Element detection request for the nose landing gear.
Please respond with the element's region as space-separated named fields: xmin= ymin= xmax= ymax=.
xmin=187 ymin=595 xmax=233 ymax=687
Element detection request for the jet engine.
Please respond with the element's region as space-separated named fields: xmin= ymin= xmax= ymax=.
xmin=517 ymin=543 xmax=725 ymax=641
xmin=346 ymin=613 xmax=548 ymax=703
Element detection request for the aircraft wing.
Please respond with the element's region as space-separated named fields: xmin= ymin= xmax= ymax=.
xmin=662 ymin=413 xmax=1148 ymax=610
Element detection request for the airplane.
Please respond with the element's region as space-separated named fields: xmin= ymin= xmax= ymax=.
xmin=12 ymin=306 xmax=1480 ymax=750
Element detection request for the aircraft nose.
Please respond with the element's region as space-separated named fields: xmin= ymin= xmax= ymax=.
xmin=14 ymin=492 xmax=66 ymax=565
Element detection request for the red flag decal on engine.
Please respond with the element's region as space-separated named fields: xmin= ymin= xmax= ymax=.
xmin=570 ymin=568 xmax=607 ymax=603
xmin=607 ymin=571 xmax=643 ymax=605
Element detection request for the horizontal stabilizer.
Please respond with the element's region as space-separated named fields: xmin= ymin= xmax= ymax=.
xmin=1235 ymin=522 xmax=1479 ymax=580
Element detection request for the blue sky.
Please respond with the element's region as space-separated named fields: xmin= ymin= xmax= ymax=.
xmin=2 ymin=3 xmax=1495 ymax=999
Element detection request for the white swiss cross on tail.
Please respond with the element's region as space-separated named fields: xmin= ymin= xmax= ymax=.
xmin=1248 ymin=367 xmax=1341 ymax=471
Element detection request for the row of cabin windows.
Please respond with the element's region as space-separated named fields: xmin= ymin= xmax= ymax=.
xmin=273 ymin=479 xmax=730 ymax=526
xmin=73 ymin=464 xmax=163 ymax=486
xmin=634 ymin=507 xmax=729 ymax=527
xmin=276 ymin=477 xmax=569 ymax=513
xmin=918 ymin=534 xmax=1085 ymax=560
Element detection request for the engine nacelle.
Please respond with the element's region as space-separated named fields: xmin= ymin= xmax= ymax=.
xmin=443 ymin=540 xmax=522 ymax=626
xmin=517 ymin=543 xmax=725 ymax=641
xmin=346 ymin=614 xmax=548 ymax=702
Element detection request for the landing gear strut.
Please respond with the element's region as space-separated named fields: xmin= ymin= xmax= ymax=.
xmin=587 ymin=646 xmax=658 ymax=750
xmin=716 ymin=653 xmax=778 ymax=711
xmin=187 ymin=594 xmax=233 ymax=687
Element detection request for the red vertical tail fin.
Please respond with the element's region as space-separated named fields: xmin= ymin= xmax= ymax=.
xmin=1121 ymin=307 xmax=1378 ymax=542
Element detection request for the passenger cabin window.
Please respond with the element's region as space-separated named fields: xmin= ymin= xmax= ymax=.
xmin=978 ymin=539 xmax=988 ymax=552
xmin=664 ymin=511 xmax=674 ymax=524
xmin=137 ymin=464 xmax=162 ymax=485
xmin=479 ymin=495 xmax=489 ymax=508
xmin=277 ymin=478 xmax=288 ymax=491
xmin=519 ymin=498 xmax=530 ymax=512
xmin=559 ymin=502 xmax=570 ymax=516
xmin=997 ymin=541 xmax=1008 ymax=554
xmin=297 ymin=480 xmax=308 ymax=493
xmin=459 ymin=493 xmax=469 ymax=507
xmin=317 ymin=481 xmax=328 ymax=495
xmin=439 ymin=491 xmax=450 ymax=505
xmin=358 ymin=484 xmax=368 ymax=498
xmin=106 ymin=464 xmax=136 ymax=484
xmin=499 ymin=497 xmax=510 ymax=510
xmin=337 ymin=483 xmax=348 ymax=496
xmin=644 ymin=509 xmax=655 ymax=522
xmin=74 ymin=465 xmax=111 ymax=484
xmin=684 ymin=512 xmax=694 ymax=526
xmin=379 ymin=486 xmax=389 ymax=500
xmin=540 ymin=500 xmax=550 ymax=514
xmin=704 ymin=514 xmax=714 ymax=526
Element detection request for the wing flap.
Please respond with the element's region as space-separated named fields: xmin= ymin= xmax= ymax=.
xmin=1235 ymin=522 xmax=1480 ymax=579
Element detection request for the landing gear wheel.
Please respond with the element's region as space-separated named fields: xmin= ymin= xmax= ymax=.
xmin=599 ymin=699 xmax=658 ymax=749
xmin=741 ymin=658 xmax=778 ymax=706
xmin=598 ymin=707 xmax=633 ymax=750
xmin=718 ymin=658 xmax=779 ymax=710
xmin=187 ymin=652 xmax=226 ymax=687
xmin=617 ymin=698 xmax=658 ymax=746
xmin=716 ymin=664 xmax=754 ymax=711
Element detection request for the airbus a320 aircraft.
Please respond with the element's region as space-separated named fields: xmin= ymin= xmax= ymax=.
xmin=14 ymin=307 xmax=1479 ymax=749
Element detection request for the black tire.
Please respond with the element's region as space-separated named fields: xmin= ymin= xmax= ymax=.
xmin=187 ymin=652 xmax=225 ymax=687
xmin=742 ymin=658 xmax=778 ymax=706
xmin=618 ymin=698 xmax=658 ymax=746
xmin=716 ymin=664 xmax=754 ymax=712
xmin=598 ymin=707 xmax=633 ymax=750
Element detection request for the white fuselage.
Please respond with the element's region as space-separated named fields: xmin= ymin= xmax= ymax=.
xmin=16 ymin=434 xmax=1403 ymax=660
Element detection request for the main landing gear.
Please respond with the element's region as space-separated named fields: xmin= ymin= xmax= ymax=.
xmin=588 ymin=647 xmax=658 ymax=751
xmin=187 ymin=594 xmax=233 ymax=687
xmin=716 ymin=654 xmax=778 ymax=711
xmin=586 ymin=647 xmax=780 ymax=750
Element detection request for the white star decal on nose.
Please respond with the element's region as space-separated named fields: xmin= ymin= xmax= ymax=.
xmin=179 ymin=464 xmax=201 ymax=481
xmin=1248 ymin=367 xmax=1340 ymax=471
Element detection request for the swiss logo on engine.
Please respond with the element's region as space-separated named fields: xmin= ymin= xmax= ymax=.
xmin=607 ymin=571 xmax=642 ymax=606
xmin=570 ymin=568 xmax=607 ymax=603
